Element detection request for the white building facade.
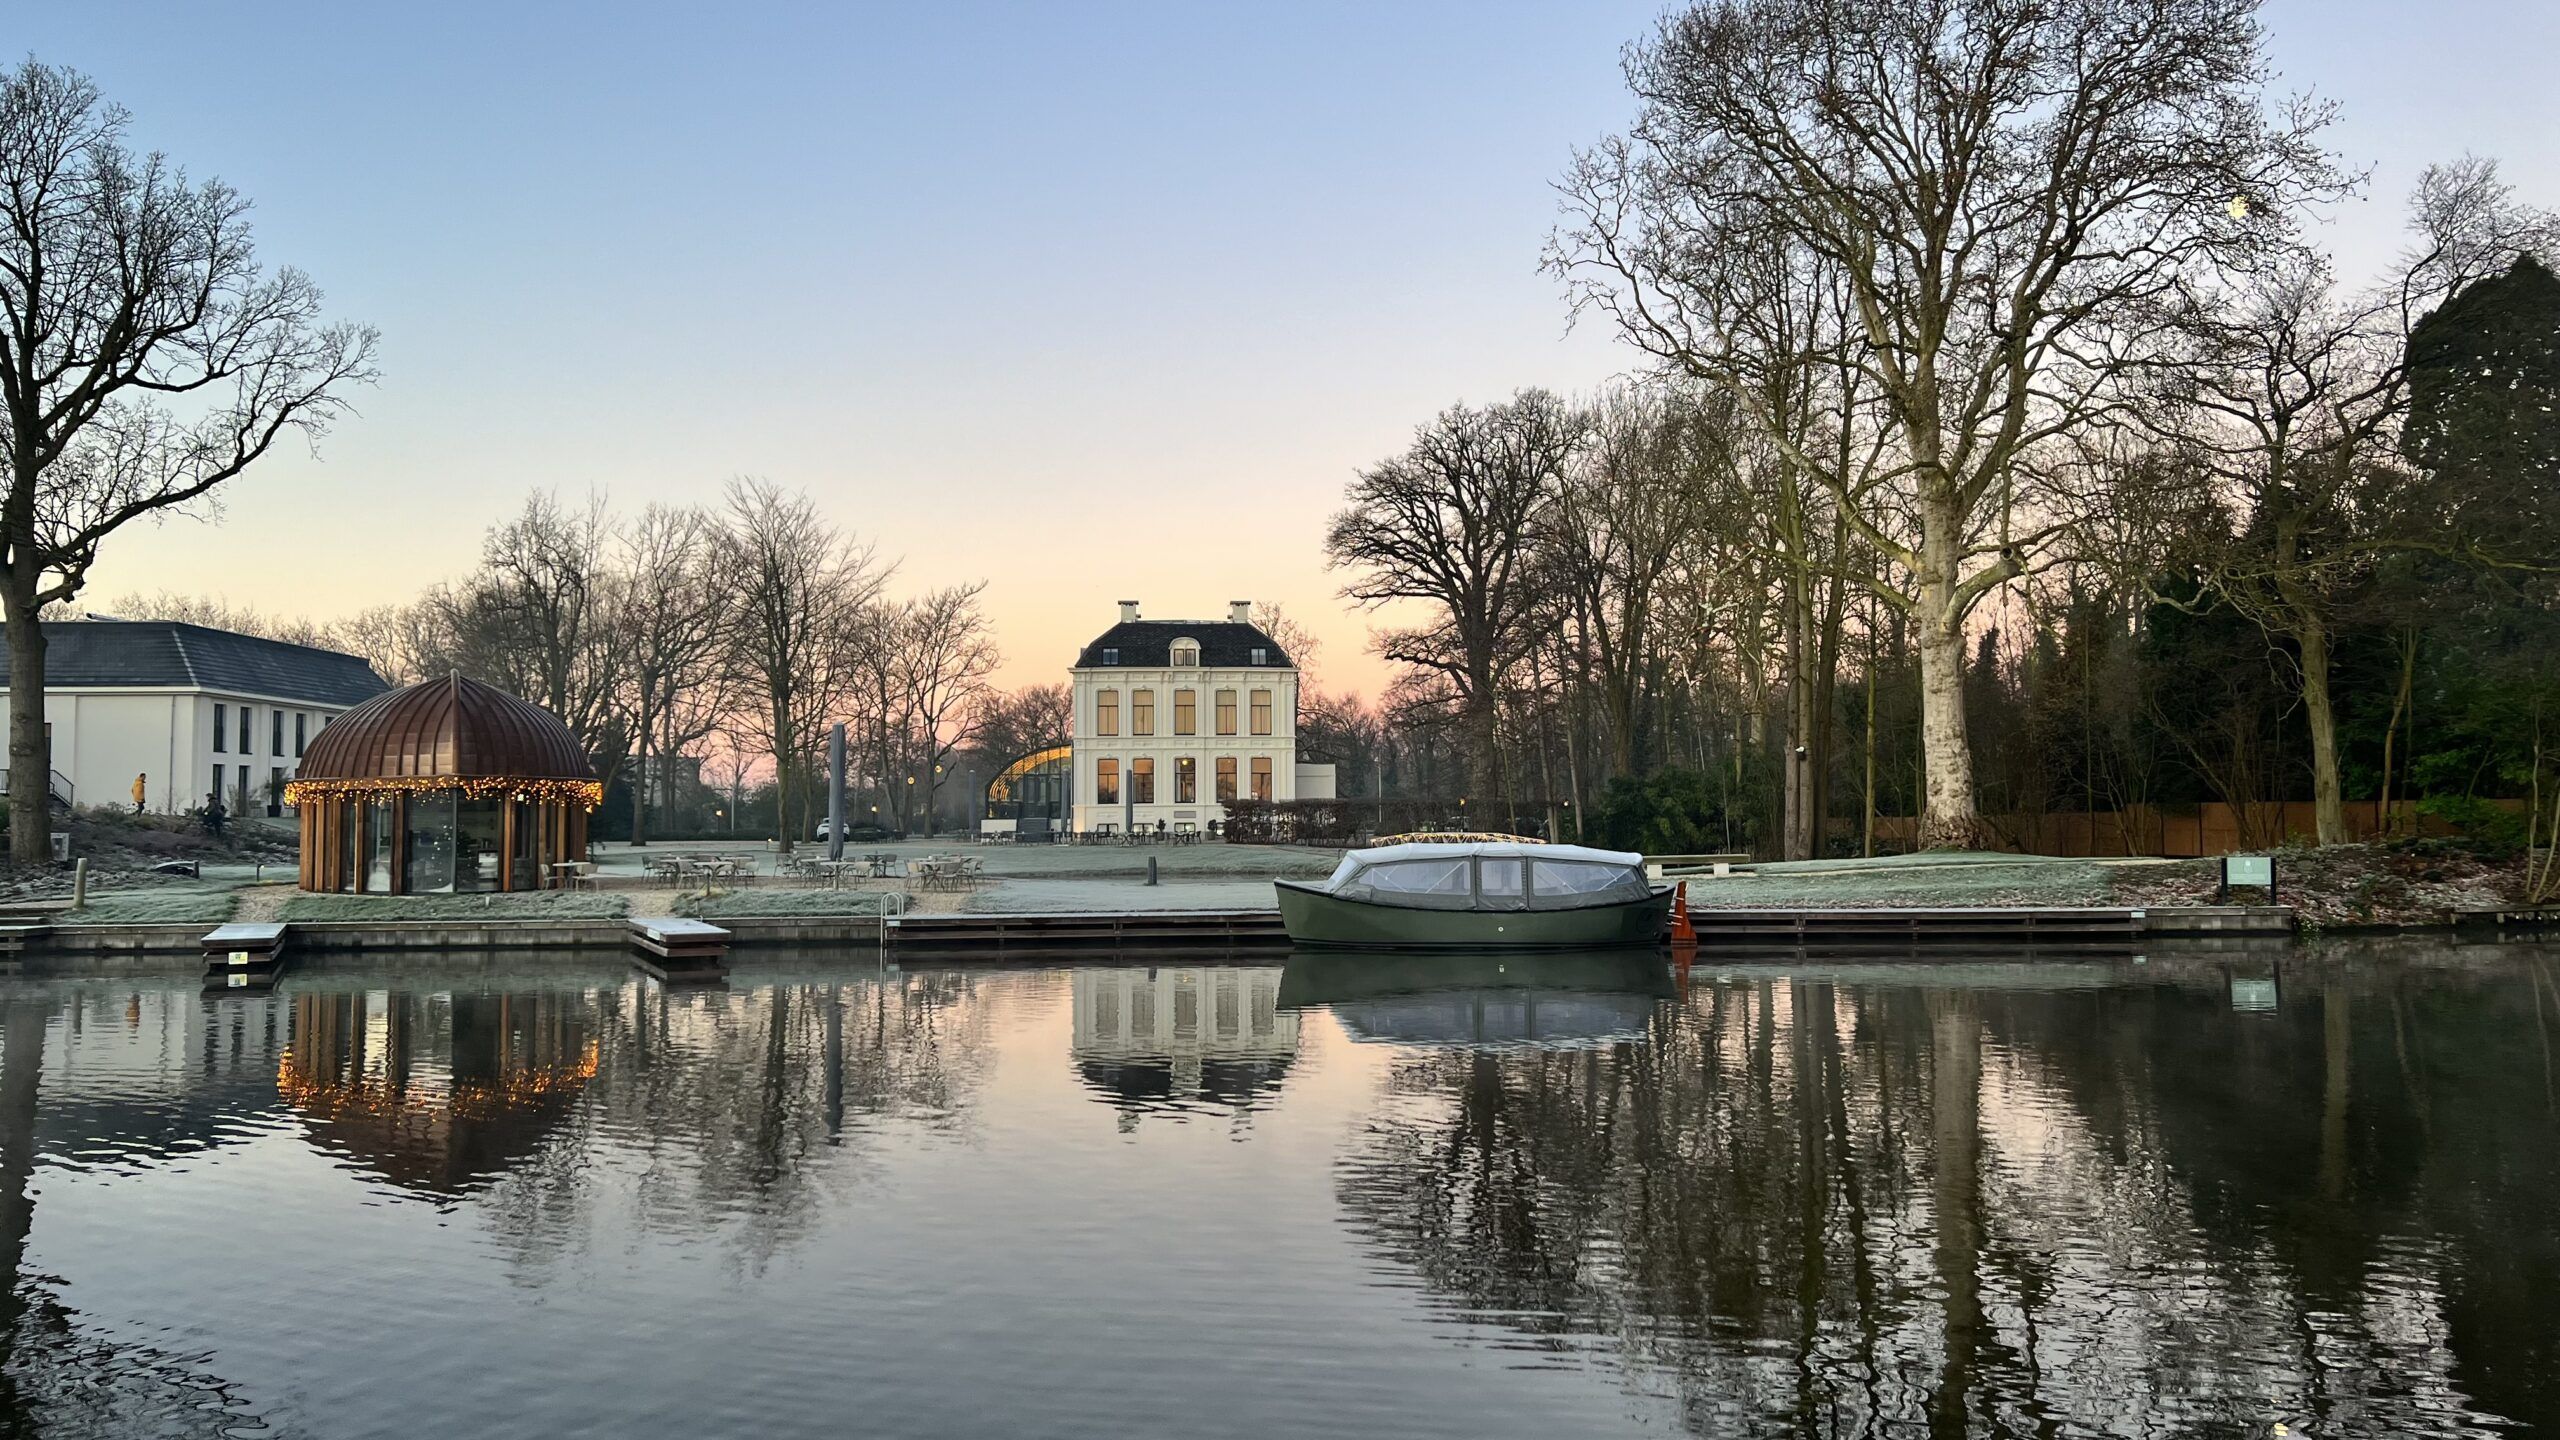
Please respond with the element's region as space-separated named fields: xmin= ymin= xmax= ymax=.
xmin=0 ymin=620 xmax=390 ymax=819
xmin=1068 ymin=601 xmax=1334 ymax=835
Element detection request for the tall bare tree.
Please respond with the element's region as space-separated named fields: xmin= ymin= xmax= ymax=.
xmin=478 ymin=491 xmax=627 ymax=786
xmin=719 ymin=478 xmax=887 ymax=851
xmin=1327 ymin=391 xmax=1582 ymax=800
xmin=1554 ymin=0 xmax=2338 ymax=845
xmin=0 ymin=61 xmax=377 ymax=859
xmin=891 ymin=583 xmax=1000 ymax=830
xmin=613 ymin=503 xmax=725 ymax=844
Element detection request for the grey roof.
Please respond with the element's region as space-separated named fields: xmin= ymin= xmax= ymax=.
xmin=1075 ymin=619 xmax=1291 ymax=669
xmin=0 ymin=621 xmax=389 ymax=708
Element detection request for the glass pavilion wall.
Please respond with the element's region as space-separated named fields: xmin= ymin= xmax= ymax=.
xmin=296 ymin=787 xmax=594 ymax=894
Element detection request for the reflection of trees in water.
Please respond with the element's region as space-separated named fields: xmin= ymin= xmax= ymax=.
xmin=0 ymin=997 xmax=288 ymax=1439
xmin=573 ymin=969 xmax=1001 ymax=1269
xmin=0 ymin=970 xmax=1009 ymax=1425
xmin=1336 ymin=969 xmax=2547 ymax=1436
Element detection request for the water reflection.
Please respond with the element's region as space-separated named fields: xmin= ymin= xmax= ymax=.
xmin=1334 ymin=945 xmax=2560 ymax=1436
xmin=1070 ymin=967 xmax=1297 ymax=1124
xmin=0 ymin=945 xmax=2546 ymax=1437
xmin=1281 ymin=949 xmax=1669 ymax=1049
xmin=281 ymin=990 xmax=600 ymax=1198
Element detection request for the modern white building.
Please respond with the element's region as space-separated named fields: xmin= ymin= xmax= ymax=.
xmin=1067 ymin=600 xmax=1333 ymax=835
xmin=0 ymin=619 xmax=390 ymax=818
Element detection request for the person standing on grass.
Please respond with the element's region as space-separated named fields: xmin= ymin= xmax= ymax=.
xmin=203 ymin=792 xmax=226 ymax=840
xmin=131 ymin=773 xmax=145 ymax=815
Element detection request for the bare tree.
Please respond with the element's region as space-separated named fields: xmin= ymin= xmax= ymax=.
xmin=1327 ymin=391 xmax=1582 ymax=800
xmin=0 ymin=61 xmax=377 ymax=859
xmin=613 ymin=504 xmax=725 ymax=844
xmin=719 ymin=478 xmax=887 ymax=851
xmin=477 ymin=491 xmax=627 ymax=788
xmin=1554 ymin=0 xmax=2339 ymax=845
xmin=967 ymin=682 xmax=1072 ymax=770
xmin=890 ymin=583 xmax=1000 ymax=831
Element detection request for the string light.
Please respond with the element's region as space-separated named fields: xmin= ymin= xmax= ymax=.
xmin=284 ymin=775 xmax=604 ymax=810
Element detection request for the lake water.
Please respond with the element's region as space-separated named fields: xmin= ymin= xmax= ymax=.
xmin=0 ymin=940 xmax=2553 ymax=1438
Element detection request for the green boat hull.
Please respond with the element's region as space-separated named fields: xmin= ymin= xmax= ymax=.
xmin=1274 ymin=881 xmax=1675 ymax=951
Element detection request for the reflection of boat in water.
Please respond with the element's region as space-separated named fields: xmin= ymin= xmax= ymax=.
xmin=1279 ymin=949 xmax=1671 ymax=1049
xmin=1275 ymin=842 xmax=1674 ymax=950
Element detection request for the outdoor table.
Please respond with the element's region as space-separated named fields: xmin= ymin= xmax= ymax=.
xmin=547 ymin=860 xmax=589 ymax=890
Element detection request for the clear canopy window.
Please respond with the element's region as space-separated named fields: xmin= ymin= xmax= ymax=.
xmin=1529 ymin=859 xmax=1650 ymax=908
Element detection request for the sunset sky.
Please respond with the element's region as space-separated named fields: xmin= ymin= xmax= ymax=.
xmin=21 ymin=1 xmax=2559 ymax=698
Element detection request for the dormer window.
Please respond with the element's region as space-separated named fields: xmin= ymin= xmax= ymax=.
xmin=1100 ymin=647 xmax=1119 ymax=665
xmin=1250 ymin=647 xmax=1268 ymax=666
xmin=1171 ymin=639 xmax=1200 ymax=667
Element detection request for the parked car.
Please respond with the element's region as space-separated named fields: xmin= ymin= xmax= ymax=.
xmin=814 ymin=819 xmax=895 ymax=843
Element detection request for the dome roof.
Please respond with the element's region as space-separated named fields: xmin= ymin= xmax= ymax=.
xmin=296 ymin=674 xmax=594 ymax=782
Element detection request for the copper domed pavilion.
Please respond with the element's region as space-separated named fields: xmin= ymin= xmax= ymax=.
xmin=285 ymin=674 xmax=601 ymax=894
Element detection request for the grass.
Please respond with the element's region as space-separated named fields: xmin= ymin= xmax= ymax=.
xmin=674 ymin=889 xmax=889 ymax=919
xmin=54 ymin=886 xmax=241 ymax=925
xmin=278 ymin=891 xmax=631 ymax=922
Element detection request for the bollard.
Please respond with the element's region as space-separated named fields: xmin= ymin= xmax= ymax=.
xmin=71 ymin=857 xmax=88 ymax=910
xmin=1146 ymin=856 xmax=1159 ymax=887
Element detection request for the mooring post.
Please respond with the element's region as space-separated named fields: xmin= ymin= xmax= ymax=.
xmin=828 ymin=723 xmax=847 ymax=863
xmin=71 ymin=858 xmax=87 ymax=910
xmin=1146 ymin=856 xmax=1158 ymax=887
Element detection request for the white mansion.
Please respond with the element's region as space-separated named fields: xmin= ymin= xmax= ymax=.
xmin=0 ymin=618 xmax=388 ymax=818
xmin=1068 ymin=601 xmax=1334 ymax=834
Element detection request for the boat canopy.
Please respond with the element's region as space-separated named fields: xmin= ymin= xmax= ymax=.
xmin=1318 ymin=842 xmax=1653 ymax=912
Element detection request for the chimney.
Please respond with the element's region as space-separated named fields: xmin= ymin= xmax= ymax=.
xmin=1118 ymin=600 xmax=1140 ymax=623
xmin=1229 ymin=600 xmax=1253 ymax=623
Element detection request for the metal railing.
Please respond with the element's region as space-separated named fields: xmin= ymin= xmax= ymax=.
xmin=0 ymin=768 xmax=73 ymax=807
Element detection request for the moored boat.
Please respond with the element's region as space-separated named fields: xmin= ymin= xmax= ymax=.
xmin=1274 ymin=841 xmax=1674 ymax=950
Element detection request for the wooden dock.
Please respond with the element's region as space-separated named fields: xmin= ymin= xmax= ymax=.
xmin=201 ymin=922 xmax=290 ymax=990
xmin=628 ymin=916 xmax=732 ymax=983
xmin=1688 ymin=906 xmax=2146 ymax=950
xmin=885 ymin=909 xmax=1288 ymax=955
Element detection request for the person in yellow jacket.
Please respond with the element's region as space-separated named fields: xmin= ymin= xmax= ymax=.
xmin=132 ymin=772 xmax=147 ymax=815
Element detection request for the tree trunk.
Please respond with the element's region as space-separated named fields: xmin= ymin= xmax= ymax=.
xmin=629 ymin=689 xmax=654 ymax=847
xmin=2296 ymin=616 xmax=2347 ymax=846
xmin=5 ymin=591 xmax=50 ymax=865
xmin=1914 ymin=606 xmax=1980 ymax=849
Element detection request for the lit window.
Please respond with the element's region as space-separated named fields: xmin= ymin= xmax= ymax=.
xmin=1132 ymin=689 xmax=1154 ymax=736
xmin=1250 ymin=756 xmax=1272 ymax=802
xmin=1096 ymin=759 xmax=1120 ymax=805
xmin=1215 ymin=689 xmax=1236 ymax=735
xmin=1173 ymin=689 xmax=1196 ymax=735
xmin=1175 ymin=756 xmax=1197 ymax=803
xmin=1171 ymin=640 xmax=1199 ymax=666
xmin=1250 ymin=689 xmax=1272 ymax=736
xmin=1131 ymin=757 xmax=1155 ymax=804
xmin=1096 ymin=689 xmax=1119 ymax=736
xmin=1215 ymin=756 xmax=1237 ymax=802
